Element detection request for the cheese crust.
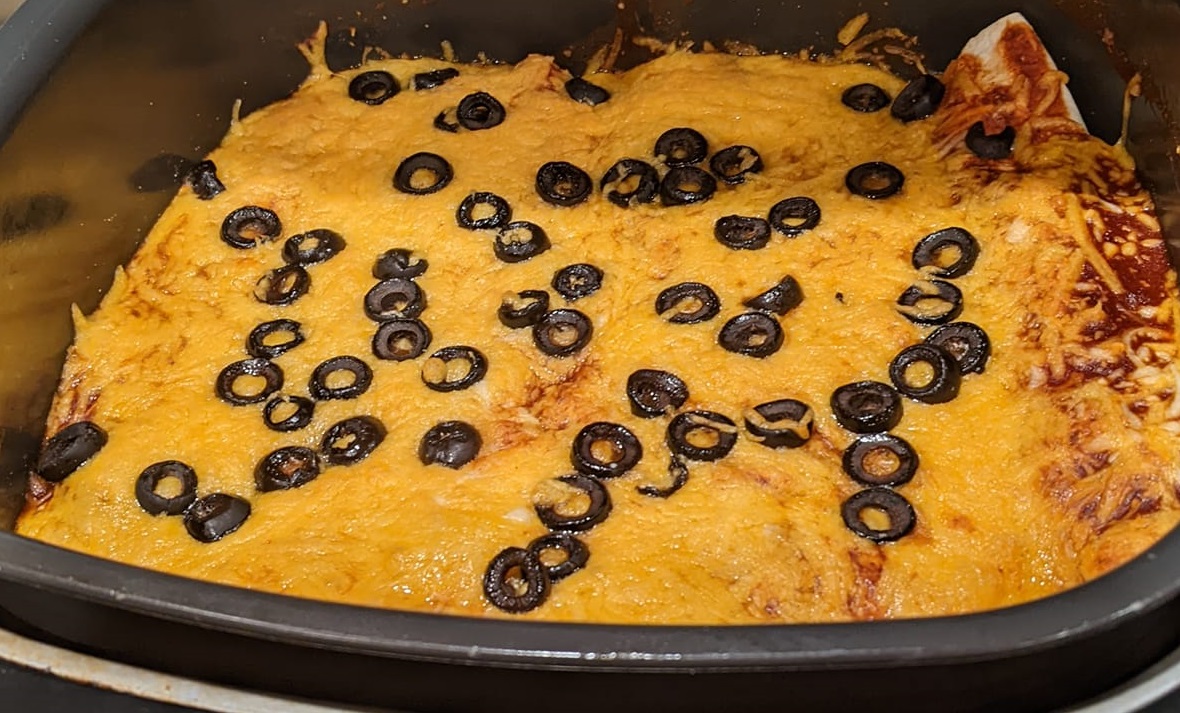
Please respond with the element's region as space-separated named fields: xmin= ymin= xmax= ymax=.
xmin=15 ymin=23 xmax=1180 ymax=623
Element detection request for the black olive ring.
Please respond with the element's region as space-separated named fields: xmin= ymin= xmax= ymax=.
xmin=535 ymin=161 xmax=593 ymax=207
xmin=135 ymin=460 xmax=198 ymax=516
xmin=709 ymin=145 xmax=763 ymax=185
xmin=254 ymin=264 xmax=311 ymax=306
xmin=912 ymin=227 xmax=980 ymax=279
xmin=570 ymin=421 xmax=644 ymax=479
xmin=35 ymin=421 xmax=108 ymax=483
xmin=744 ymin=398 xmax=814 ymax=449
xmin=184 ymin=493 xmax=251 ymax=543
xmin=456 ymin=191 xmax=512 ymax=230
xmin=457 ymin=91 xmax=506 ymax=131
xmin=498 ymin=290 xmax=550 ymax=329
xmin=842 ymin=433 xmax=919 ymax=487
xmin=565 ymin=77 xmax=611 ymax=106
xmin=966 ymin=121 xmax=1016 ymax=160
xmin=600 ymin=159 xmax=659 ymax=208
xmin=655 ymin=282 xmax=721 ymax=324
xmin=718 ymin=312 xmax=785 ymax=358
xmin=654 ymin=127 xmax=708 ymax=167
xmin=896 ymin=280 xmax=964 ymax=326
xmin=364 ymin=278 xmax=426 ymax=321
xmin=412 ymin=67 xmax=459 ymax=91
xmin=768 ymin=197 xmax=821 ymax=237
xmin=494 ymin=221 xmax=551 ymax=263
xmin=891 ymin=74 xmax=946 ymax=123
xmin=627 ymin=368 xmax=689 ymax=418
xmin=534 ymin=473 xmax=613 ymax=532
xmin=842 ymin=83 xmax=891 ymax=113
xmin=262 ymin=394 xmax=316 ymax=433
xmin=372 ymin=318 xmax=433 ymax=361
xmin=321 ymin=415 xmax=387 ymax=466
xmin=527 ymin=533 xmax=590 ymax=581
xmin=186 ymin=160 xmax=225 ymax=200
xmin=666 ymin=410 xmax=738 ymax=462
xmin=846 ymin=161 xmax=906 ymax=200
xmin=552 ymin=263 xmax=604 ymax=301
xmin=246 ymin=319 xmax=305 ymax=359
xmin=348 ymin=70 xmax=399 ymax=105
xmin=421 ymin=346 xmax=488 ymax=392
xmin=393 ymin=152 xmax=454 ymax=196
xmin=830 ymin=381 xmax=903 ymax=434
xmin=282 ymin=229 xmax=346 ymax=267
xmin=888 ymin=343 xmax=962 ymax=404
xmin=309 ymin=356 xmax=373 ymax=401
xmin=532 ymin=309 xmax=593 ymax=357
xmin=925 ymin=322 xmax=991 ymax=375
xmin=215 ymin=358 xmax=284 ymax=406
xmin=660 ymin=166 xmax=717 ymax=206
xmin=418 ymin=420 xmax=483 ymax=469
xmin=743 ymin=275 xmax=803 ymax=316
xmin=221 ymin=206 xmax=281 ymax=249
xmin=841 ymin=487 xmax=917 ymax=543
xmin=254 ymin=446 xmax=322 ymax=492
xmin=373 ymin=248 xmax=428 ymax=280
xmin=714 ymin=215 xmax=772 ymax=250
xmin=483 ymin=547 xmax=550 ymax=614
xmin=637 ymin=454 xmax=690 ymax=499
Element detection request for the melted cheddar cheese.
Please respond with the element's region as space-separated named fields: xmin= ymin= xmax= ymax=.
xmin=16 ymin=29 xmax=1180 ymax=623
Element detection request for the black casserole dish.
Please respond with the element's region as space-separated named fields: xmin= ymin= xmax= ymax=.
xmin=0 ymin=1 xmax=1179 ymax=710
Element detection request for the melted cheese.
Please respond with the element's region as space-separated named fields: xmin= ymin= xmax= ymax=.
xmin=16 ymin=41 xmax=1180 ymax=623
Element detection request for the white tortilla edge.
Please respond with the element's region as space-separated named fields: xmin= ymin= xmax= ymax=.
xmin=958 ymin=11 xmax=1088 ymax=131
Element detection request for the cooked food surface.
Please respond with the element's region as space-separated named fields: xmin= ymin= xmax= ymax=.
xmin=15 ymin=19 xmax=1180 ymax=623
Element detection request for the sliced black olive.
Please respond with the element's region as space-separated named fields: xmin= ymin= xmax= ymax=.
xmin=714 ymin=215 xmax=772 ymax=250
xmin=830 ymin=381 xmax=902 ymax=434
xmin=842 ymin=433 xmax=919 ymax=487
xmin=600 ymin=159 xmax=659 ymax=208
xmin=253 ymin=264 xmax=310 ymax=306
xmin=655 ymin=282 xmax=721 ymax=324
xmin=1 ymin=194 xmax=69 ymax=240
xmin=221 ymin=206 xmax=281 ymax=249
xmin=912 ymin=227 xmax=979 ymax=279
xmin=565 ymin=76 xmax=611 ymax=105
xmin=421 ymin=346 xmax=488 ymax=392
xmin=309 ymin=356 xmax=373 ymax=400
xmin=744 ymin=399 xmax=813 ymax=449
xmin=130 ymin=153 xmax=192 ymax=192
xmin=184 ymin=493 xmax=251 ymax=543
xmin=216 ymin=358 xmax=283 ymax=406
xmin=533 ymin=309 xmax=593 ymax=357
xmin=483 ymin=546 xmax=550 ymax=613
xmin=135 ymin=460 xmax=198 ymax=516
xmin=456 ymin=191 xmax=511 ymax=230
xmin=552 ymin=264 xmax=604 ymax=301
xmin=626 ymin=369 xmax=689 ymax=418
xmin=393 ymin=152 xmax=453 ymax=196
xmin=364 ymin=278 xmax=426 ymax=321
xmin=889 ymin=344 xmax=960 ymax=405
xmin=637 ymin=454 xmax=689 ymax=498
xmin=494 ymin=221 xmax=551 ymax=263
xmin=654 ymin=127 xmax=708 ymax=167
xmin=282 ymin=229 xmax=346 ymax=267
xmin=966 ymin=121 xmax=1016 ymax=160
xmin=254 ymin=446 xmax=321 ymax=492
xmin=896 ymin=280 xmax=964 ymax=325
xmin=348 ymin=70 xmax=399 ymax=105
xmin=527 ymin=533 xmax=589 ymax=581
xmin=418 ymin=420 xmax=482 ymax=469
xmin=667 ymin=410 xmax=738 ymax=462
xmin=709 ymin=145 xmax=763 ymax=185
xmin=373 ymin=248 xmax=428 ymax=280
xmin=372 ymin=318 xmax=432 ymax=361
xmin=498 ymin=290 xmax=550 ymax=329
xmin=925 ymin=322 xmax=991 ymax=375
xmin=743 ymin=275 xmax=803 ymax=315
xmin=891 ymin=74 xmax=945 ymax=123
xmin=433 ymin=109 xmax=460 ymax=133
xmin=768 ymin=197 xmax=821 ymax=237
xmin=262 ymin=394 xmax=315 ymax=433
xmin=570 ymin=422 xmax=643 ymax=479
xmin=321 ymin=415 xmax=386 ymax=466
xmin=842 ymin=83 xmax=891 ymax=113
xmin=718 ymin=312 xmax=785 ymax=358
xmin=35 ymin=421 xmax=108 ymax=483
xmin=412 ymin=67 xmax=459 ymax=90
xmin=185 ymin=160 xmax=225 ymax=200
xmin=457 ymin=91 xmax=506 ymax=130
xmin=535 ymin=161 xmax=593 ymax=207
xmin=534 ymin=473 xmax=612 ymax=532
xmin=659 ymin=166 xmax=717 ymax=206
xmin=846 ymin=162 xmax=905 ymax=200
xmin=841 ymin=487 xmax=916 ymax=543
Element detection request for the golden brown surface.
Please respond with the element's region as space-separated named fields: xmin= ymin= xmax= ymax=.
xmin=15 ymin=27 xmax=1180 ymax=623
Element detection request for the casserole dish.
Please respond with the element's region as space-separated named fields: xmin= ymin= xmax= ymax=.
xmin=0 ymin=0 xmax=1179 ymax=710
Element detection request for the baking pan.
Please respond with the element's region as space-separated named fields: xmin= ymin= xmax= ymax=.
xmin=0 ymin=1 xmax=1178 ymax=711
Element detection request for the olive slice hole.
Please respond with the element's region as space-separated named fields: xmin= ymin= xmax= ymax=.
xmin=862 ymin=447 xmax=902 ymax=479
xmin=589 ymin=439 xmax=623 ymax=463
xmin=901 ymin=361 xmax=936 ymax=389
xmin=859 ymin=505 xmax=894 ymax=531
xmin=232 ymin=374 xmax=269 ymax=399
xmin=685 ymin=427 xmax=721 ymax=450
xmin=324 ymin=370 xmax=359 ymax=390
